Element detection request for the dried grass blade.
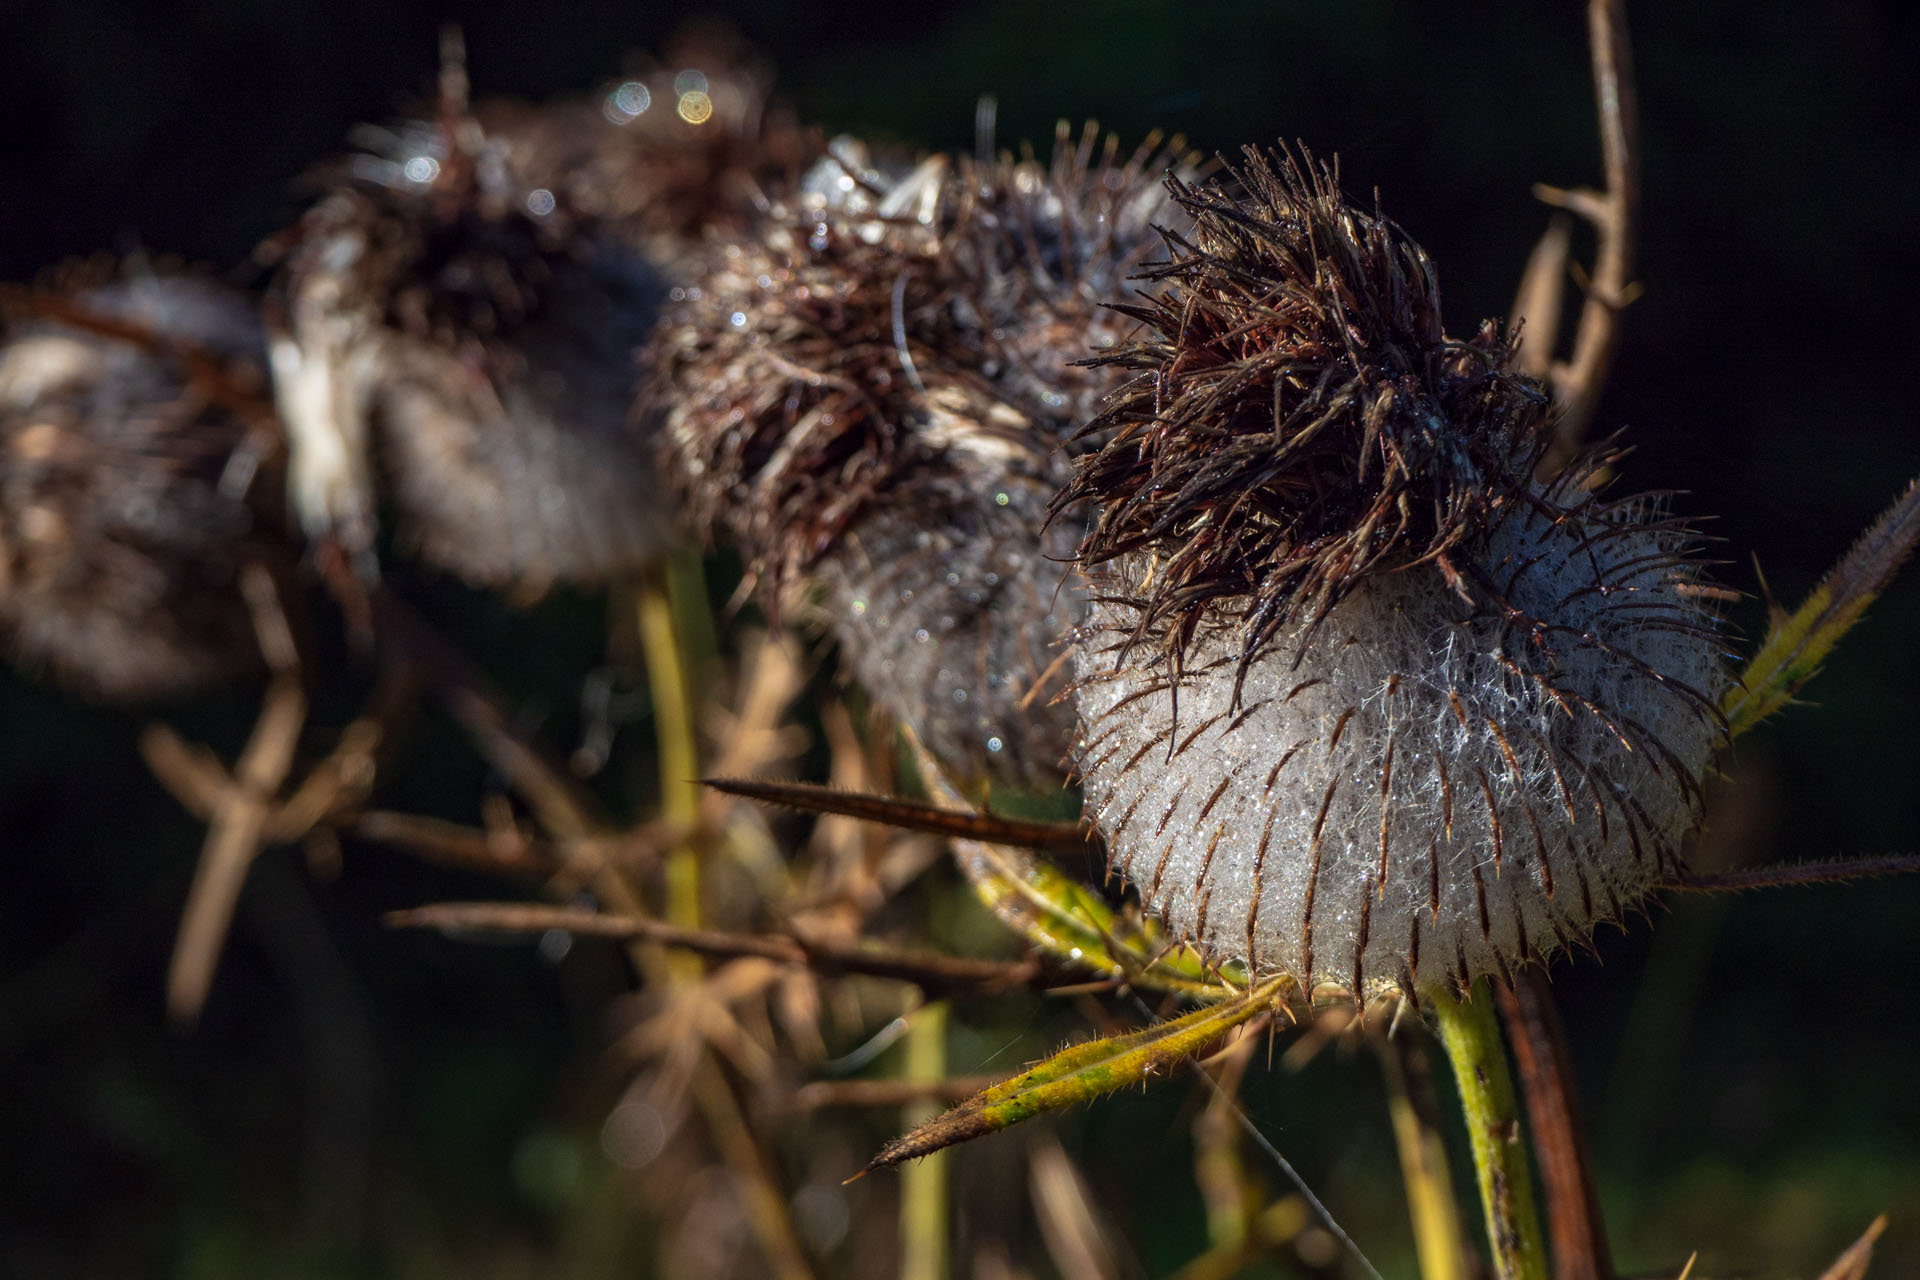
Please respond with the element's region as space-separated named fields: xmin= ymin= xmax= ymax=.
xmin=1815 ymin=1214 xmax=1887 ymax=1280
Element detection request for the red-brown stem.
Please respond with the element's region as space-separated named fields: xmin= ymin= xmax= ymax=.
xmin=1496 ymin=973 xmax=1613 ymax=1280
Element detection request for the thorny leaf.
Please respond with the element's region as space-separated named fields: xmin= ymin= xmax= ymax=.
xmin=708 ymin=728 xmax=1259 ymax=1002
xmin=953 ymin=839 xmax=1241 ymax=1000
xmin=1726 ymin=478 xmax=1920 ymax=739
xmin=898 ymin=729 xmax=1249 ymax=1000
xmin=711 ymin=732 xmax=1245 ymax=998
xmin=860 ymin=973 xmax=1291 ymax=1174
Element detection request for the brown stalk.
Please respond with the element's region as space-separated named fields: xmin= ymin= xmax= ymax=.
xmin=1660 ymin=854 xmax=1920 ymax=893
xmin=1495 ymin=972 xmax=1613 ymax=1280
xmin=694 ymin=1068 xmax=816 ymax=1280
xmin=703 ymin=775 xmax=1097 ymax=855
xmin=387 ymin=900 xmax=1045 ymax=997
xmin=1536 ymin=0 xmax=1640 ymax=473
xmin=1509 ymin=216 xmax=1571 ymax=381
xmin=1816 ymin=1216 xmax=1888 ymax=1280
xmin=352 ymin=811 xmax=557 ymax=878
xmin=1193 ymin=1016 xmax=1261 ymax=1249
xmin=1030 ymin=1136 xmax=1126 ymax=1280
xmin=367 ymin=590 xmax=822 ymax=1280
xmin=154 ymin=673 xmax=307 ymax=1023
xmin=146 ymin=566 xmax=402 ymax=1023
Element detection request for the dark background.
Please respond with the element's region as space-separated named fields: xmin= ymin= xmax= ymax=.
xmin=3 ymin=2 xmax=1918 ymax=1276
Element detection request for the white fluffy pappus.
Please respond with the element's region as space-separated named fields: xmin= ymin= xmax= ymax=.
xmin=1072 ymin=470 xmax=1730 ymax=996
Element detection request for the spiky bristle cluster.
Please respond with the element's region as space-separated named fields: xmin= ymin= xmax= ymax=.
xmin=0 ymin=268 xmax=280 ymax=700
xmin=1060 ymin=149 xmax=1552 ymax=678
xmin=269 ymin=107 xmax=668 ymax=591
xmin=654 ymin=124 xmax=1191 ymax=783
xmin=1067 ymin=151 xmax=1730 ymax=993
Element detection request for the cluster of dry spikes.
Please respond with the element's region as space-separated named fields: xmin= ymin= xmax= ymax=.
xmin=3 ymin=9 xmax=1915 ymax=1279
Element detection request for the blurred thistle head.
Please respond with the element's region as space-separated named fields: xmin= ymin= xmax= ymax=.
xmin=1066 ymin=149 xmax=1730 ymax=997
xmin=481 ymin=24 xmax=817 ymax=264
xmin=654 ymin=122 xmax=1193 ymax=785
xmin=0 ymin=263 xmax=284 ymax=701
xmin=267 ymin=36 xmax=669 ymax=592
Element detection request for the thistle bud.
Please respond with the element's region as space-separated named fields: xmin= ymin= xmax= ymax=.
xmin=655 ymin=124 xmax=1191 ymax=785
xmin=1065 ymin=151 xmax=1729 ymax=995
xmin=0 ymin=265 xmax=281 ymax=700
xmin=267 ymin=53 xmax=668 ymax=591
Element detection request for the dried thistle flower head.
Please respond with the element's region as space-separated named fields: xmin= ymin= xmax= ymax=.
xmin=480 ymin=25 xmax=816 ymax=265
xmin=1067 ymin=150 xmax=1729 ymax=995
xmin=0 ymin=265 xmax=281 ymax=700
xmin=268 ymin=51 xmax=668 ymax=591
xmin=654 ymin=123 xmax=1191 ymax=785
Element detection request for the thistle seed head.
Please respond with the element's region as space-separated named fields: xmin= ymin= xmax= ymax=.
xmin=267 ymin=85 xmax=669 ymax=591
xmin=654 ymin=124 xmax=1192 ymax=784
xmin=0 ymin=266 xmax=281 ymax=700
xmin=480 ymin=27 xmax=816 ymax=267
xmin=1059 ymin=148 xmax=1551 ymax=676
xmin=1067 ymin=151 xmax=1730 ymax=993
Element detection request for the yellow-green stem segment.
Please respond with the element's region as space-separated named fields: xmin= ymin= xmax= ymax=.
xmin=1378 ymin=1034 xmax=1468 ymax=1280
xmin=1429 ymin=981 xmax=1548 ymax=1280
xmin=639 ymin=562 xmax=704 ymax=943
xmin=900 ymin=1002 xmax=951 ymax=1280
xmin=637 ymin=561 xmax=813 ymax=1278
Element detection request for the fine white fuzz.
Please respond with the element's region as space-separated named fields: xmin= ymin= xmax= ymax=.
xmin=1073 ymin=476 xmax=1729 ymax=994
xmin=653 ymin=123 xmax=1191 ymax=786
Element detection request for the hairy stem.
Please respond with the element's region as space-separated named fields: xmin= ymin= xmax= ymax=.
xmin=1429 ymin=981 xmax=1548 ymax=1280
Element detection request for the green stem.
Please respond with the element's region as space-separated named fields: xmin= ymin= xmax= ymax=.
xmin=900 ymin=1002 xmax=950 ymax=1280
xmin=637 ymin=562 xmax=813 ymax=1278
xmin=638 ymin=564 xmax=703 ymax=940
xmin=1428 ymin=981 xmax=1548 ymax=1280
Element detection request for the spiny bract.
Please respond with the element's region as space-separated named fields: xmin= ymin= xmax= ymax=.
xmin=1068 ymin=151 xmax=1729 ymax=995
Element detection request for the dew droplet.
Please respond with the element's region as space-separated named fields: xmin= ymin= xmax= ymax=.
xmin=677 ymin=90 xmax=714 ymax=125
